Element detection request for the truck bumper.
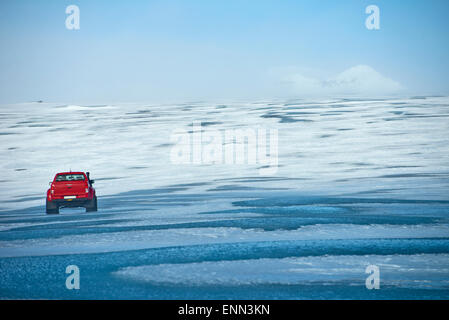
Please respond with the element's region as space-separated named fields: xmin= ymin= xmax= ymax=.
xmin=51 ymin=197 xmax=91 ymax=208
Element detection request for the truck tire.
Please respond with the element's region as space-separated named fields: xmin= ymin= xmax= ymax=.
xmin=46 ymin=199 xmax=59 ymax=214
xmin=85 ymin=196 xmax=98 ymax=212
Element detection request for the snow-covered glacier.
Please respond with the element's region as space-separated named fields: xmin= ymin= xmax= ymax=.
xmin=1 ymin=96 xmax=449 ymax=299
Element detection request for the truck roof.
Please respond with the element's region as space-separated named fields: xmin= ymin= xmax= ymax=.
xmin=55 ymin=172 xmax=86 ymax=175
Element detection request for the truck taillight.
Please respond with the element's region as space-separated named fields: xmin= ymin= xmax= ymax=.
xmin=85 ymin=188 xmax=89 ymax=193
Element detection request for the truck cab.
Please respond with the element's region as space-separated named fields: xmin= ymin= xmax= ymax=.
xmin=46 ymin=171 xmax=97 ymax=214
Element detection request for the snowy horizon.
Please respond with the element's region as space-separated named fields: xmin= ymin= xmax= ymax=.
xmin=1 ymin=1 xmax=449 ymax=104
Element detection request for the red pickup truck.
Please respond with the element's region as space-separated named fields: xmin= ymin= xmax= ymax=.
xmin=46 ymin=171 xmax=97 ymax=214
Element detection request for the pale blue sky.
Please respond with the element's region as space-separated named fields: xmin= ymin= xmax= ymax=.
xmin=1 ymin=0 xmax=448 ymax=103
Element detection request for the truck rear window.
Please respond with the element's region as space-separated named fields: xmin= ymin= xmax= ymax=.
xmin=55 ymin=174 xmax=85 ymax=181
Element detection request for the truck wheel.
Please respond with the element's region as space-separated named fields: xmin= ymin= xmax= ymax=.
xmin=85 ymin=196 xmax=98 ymax=212
xmin=46 ymin=200 xmax=59 ymax=214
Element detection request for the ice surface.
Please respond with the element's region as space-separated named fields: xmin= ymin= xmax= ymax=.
xmin=114 ymin=254 xmax=449 ymax=289
xmin=1 ymin=96 xmax=449 ymax=210
xmin=1 ymin=96 xmax=449 ymax=299
xmin=1 ymin=224 xmax=449 ymax=258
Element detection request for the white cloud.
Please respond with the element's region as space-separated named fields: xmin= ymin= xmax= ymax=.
xmin=284 ymin=65 xmax=404 ymax=96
